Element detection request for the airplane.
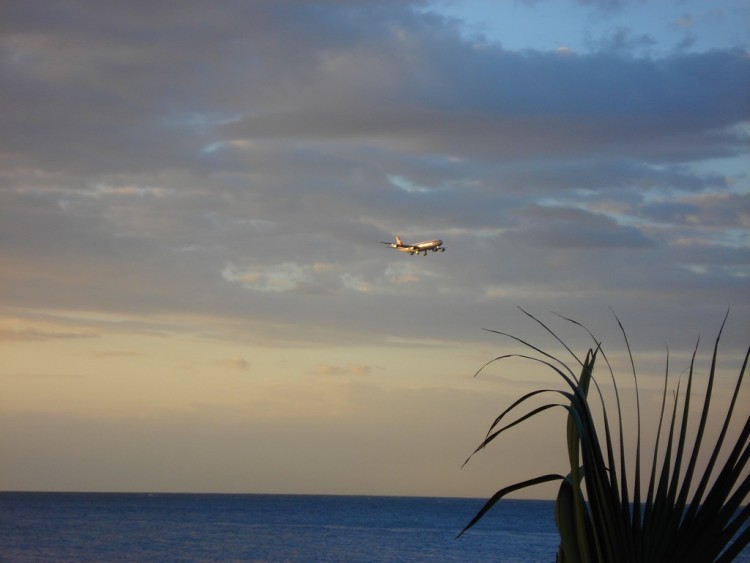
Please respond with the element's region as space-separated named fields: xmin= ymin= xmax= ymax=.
xmin=380 ymin=235 xmax=445 ymax=256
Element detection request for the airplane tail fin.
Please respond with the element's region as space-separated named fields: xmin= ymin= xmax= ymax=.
xmin=395 ymin=235 xmax=403 ymax=246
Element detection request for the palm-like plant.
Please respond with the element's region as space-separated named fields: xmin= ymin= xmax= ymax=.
xmin=459 ymin=309 xmax=750 ymax=562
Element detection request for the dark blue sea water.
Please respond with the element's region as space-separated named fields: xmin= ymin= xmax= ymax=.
xmin=1 ymin=493 xmax=748 ymax=562
xmin=1 ymin=493 xmax=557 ymax=562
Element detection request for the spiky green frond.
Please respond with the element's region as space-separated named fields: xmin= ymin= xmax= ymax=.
xmin=461 ymin=310 xmax=750 ymax=562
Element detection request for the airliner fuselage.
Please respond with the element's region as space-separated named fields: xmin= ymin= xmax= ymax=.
xmin=380 ymin=236 xmax=445 ymax=256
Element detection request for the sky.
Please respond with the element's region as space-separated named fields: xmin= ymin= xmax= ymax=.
xmin=1 ymin=0 xmax=749 ymax=499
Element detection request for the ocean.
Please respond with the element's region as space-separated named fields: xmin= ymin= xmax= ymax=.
xmin=0 ymin=493 xmax=747 ymax=562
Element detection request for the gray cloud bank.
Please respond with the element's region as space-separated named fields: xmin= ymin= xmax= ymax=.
xmin=1 ymin=0 xmax=748 ymax=350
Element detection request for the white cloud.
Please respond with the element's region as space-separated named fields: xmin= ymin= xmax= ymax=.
xmin=221 ymin=263 xmax=315 ymax=293
xmin=384 ymin=263 xmax=422 ymax=285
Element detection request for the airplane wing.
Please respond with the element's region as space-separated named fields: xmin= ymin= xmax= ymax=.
xmin=380 ymin=237 xmax=443 ymax=254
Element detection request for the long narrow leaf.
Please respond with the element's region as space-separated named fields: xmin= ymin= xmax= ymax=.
xmin=683 ymin=342 xmax=748 ymax=526
xmin=462 ymin=311 xmax=748 ymax=563
xmin=457 ymin=474 xmax=564 ymax=538
xmin=556 ymin=474 xmax=593 ymax=563
xmin=463 ymin=401 xmax=562 ymax=466
xmin=675 ymin=312 xmax=730 ymax=523
xmin=715 ymin=504 xmax=750 ymax=563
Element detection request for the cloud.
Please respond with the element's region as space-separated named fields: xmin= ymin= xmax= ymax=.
xmin=0 ymin=322 xmax=98 ymax=342
xmin=0 ymin=0 xmax=747 ymax=350
xmin=314 ymin=363 xmax=373 ymax=376
xmin=640 ymin=192 xmax=750 ymax=229
xmin=0 ymin=372 xmax=85 ymax=379
xmin=221 ymin=357 xmax=251 ymax=371
xmin=221 ymin=262 xmax=355 ymax=295
xmin=3 ymin=0 xmax=746 ymax=180
xmin=86 ymin=350 xmax=145 ymax=358
xmin=219 ymin=47 xmax=750 ymax=161
xmin=674 ymin=14 xmax=694 ymax=30
xmin=554 ymin=46 xmax=577 ymax=56
xmin=507 ymin=204 xmax=655 ymax=249
xmin=221 ymin=263 xmax=314 ymax=294
xmin=588 ymin=26 xmax=657 ymax=54
xmin=672 ymin=242 xmax=750 ymax=278
xmin=385 ymin=263 xmax=422 ymax=285
xmin=519 ymin=0 xmax=632 ymax=11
